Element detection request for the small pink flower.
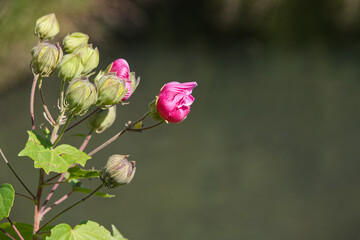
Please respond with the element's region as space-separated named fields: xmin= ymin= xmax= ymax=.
xmin=156 ymin=81 xmax=197 ymax=123
xmin=110 ymin=58 xmax=132 ymax=101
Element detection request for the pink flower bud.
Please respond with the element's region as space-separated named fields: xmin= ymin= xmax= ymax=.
xmin=109 ymin=59 xmax=133 ymax=101
xmin=156 ymin=81 xmax=197 ymax=123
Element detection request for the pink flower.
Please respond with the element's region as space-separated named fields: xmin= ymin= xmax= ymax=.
xmin=110 ymin=58 xmax=132 ymax=101
xmin=156 ymin=81 xmax=197 ymax=123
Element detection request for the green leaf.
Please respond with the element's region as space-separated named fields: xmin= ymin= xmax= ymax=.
xmin=66 ymin=166 xmax=100 ymax=180
xmin=0 ymin=222 xmax=53 ymax=240
xmin=111 ymin=225 xmax=128 ymax=240
xmin=72 ymin=187 xmax=115 ymax=198
xmin=46 ymin=220 xmax=114 ymax=240
xmin=19 ymin=131 xmax=91 ymax=174
xmin=0 ymin=183 xmax=15 ymax=221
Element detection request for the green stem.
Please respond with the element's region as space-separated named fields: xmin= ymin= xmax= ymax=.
xmin=36 ymin=184 xmax=104 ymax=234
xmin=53 ymin=114 xmax=73 ymax=146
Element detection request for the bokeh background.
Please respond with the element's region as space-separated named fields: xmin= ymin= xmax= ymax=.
xmin=2 ymin=0 xmax=360 ymax=239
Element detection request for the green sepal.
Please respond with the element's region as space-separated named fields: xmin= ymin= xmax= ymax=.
xmin=18 ymin=131 xmax=91 ymax=174
xmin=0 ymin=183 xmax=15 ymax=221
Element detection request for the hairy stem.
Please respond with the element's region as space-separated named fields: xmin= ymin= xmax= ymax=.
xmin=33 ymin=169 xmax=45 ymax=237
xmin=0 ymin=149 xmax=35 ymax=199
xmin=37 ymin=184 xmax=104 ymax=233
xmin=7 ymin=218 xmax=24 ymax=240
xmin=30 ymin=74 xmax=39 ymax=130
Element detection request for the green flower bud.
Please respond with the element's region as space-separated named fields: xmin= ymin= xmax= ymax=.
xmin=96 ymin=74 xmax=126 ymax=108
xmin=63 ymin=32 xmax=89 ymax=53
xmin=88 ymin=105 xmax=116 ymax=133
xmin=100 ymin=154 xmax=136 ymax=188
xmin=65 ymin=79 xmax=97 ymax=115
xmin=34 ymin=13 xmax=60 ymax=40
xmin=75 ymin=44 xmax=99 ymax=74
xmin=31 ymin=42 xmax=63 ymax=77
xmin=58 ymin=54 xmax=84 ymax=81
xmin=148 ymin=98 xmax=165 ymax=122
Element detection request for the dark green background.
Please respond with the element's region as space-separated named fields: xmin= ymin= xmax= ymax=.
xmin=1 ymin=0 xmax=360 ymax=239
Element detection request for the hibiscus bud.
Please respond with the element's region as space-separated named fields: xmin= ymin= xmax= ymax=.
xmin=58 ymin=54 xmax=84 ymax=81
xmin=75 ymin=44 xmax=99 ymax=74
xmin=96 ymin=74 xmax=126 ymax=108
xmin=63 ymin=32 xmax=89 ymax=53
xmin=65 ymin=79 xmax=97 ymax=115
xmin=109 ymin=59 xmax=136 ymax=101
xmin=34 ymin=13 xmax=60 ymax=40
xmin=88 ymin=105 xmax=116 ymax=133
xmin=31 ymin=42 xmax=62 ymax=77
xmin=101 ymin=154 xmax=136 ymax=188
xmin=156 ymin=82 xmax=198 ymax=123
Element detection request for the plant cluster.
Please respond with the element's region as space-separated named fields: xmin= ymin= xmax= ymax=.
xmin=0 ymin=13 xmax=197 ymax=240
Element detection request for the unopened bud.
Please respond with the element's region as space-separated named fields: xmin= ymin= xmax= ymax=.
xmin=31 ymin=42 xmax=62 ymax=77
xmin=34 ymin=13 xmax=60 ymax=40
xmin=63 ymin=32 xmax=89 ymax=53
xmin=101 ymin=154 xmax=136 ymax=188
xmin=96 ymin=74 xmax=126 ymax=108
xmin=58 ymin=54 xmax=84 ymax=81
xmin=65 ymin=79 xmax=97 ymax=115
xmin=75 ymin=44 xmax=99 ymax=74
xmin=88 ymin=105 xmax=116 ymax=133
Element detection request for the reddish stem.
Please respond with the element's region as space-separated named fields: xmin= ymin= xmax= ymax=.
xmin=79 ymin=130 xmax=93 ymax=151
xmin=30 ymin=74 xmax=39 ymax=130
xmin=7 ymin=218 xmax=24 ymax=240
xmin=41 ymin=191 xmax=73 ymax=217
xmin=0 ymin=227 xmax=16 ymax=240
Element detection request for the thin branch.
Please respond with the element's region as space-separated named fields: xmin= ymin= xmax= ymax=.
xmin=40 ymin=173 xmax=66 ymax=214
xmin=79 ymin=130 xmax=93 ymax=151
xmin=7 ymin=218 xmax=24 ymax=240
xmin=0 ymin=227 xmax=16 ymax=240
xmin=15 ymin=192 xmax=36 ymax=203
xmin=30 ymin=73 xmax=39 ymax=130
xmin=38 ymin=79 xmax=56 ymax=125
xmin=44 ymin=173 xmax=61 ymax=183
xmin=37 ymin=184 xmax=104 ymax=233
xmin=41 ymin=190 xmax=74 ymax=217
xmin=127 ymin=121 xmax=164 ymax=132
xmin=65 ymin=107 xmax=100 ymax=133
xmin=87 ymin=112 xmax=150 ymax=157
xmin=41 ymin=180 xmax=67 ymax=186
xmin=0 ymin=149 xmax=35 ymax=199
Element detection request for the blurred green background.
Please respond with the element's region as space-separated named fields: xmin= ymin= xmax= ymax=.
xmin=2 ymin=0 xmax=360 ymax=239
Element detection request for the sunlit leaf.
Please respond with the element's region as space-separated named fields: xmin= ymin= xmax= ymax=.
xmin=66 ymin=166 xmax=99 ymax=180
xmin=0 ymin=183 xmax=14 ymax=221
xmin=18 ymin=131 xmax=91 ymax=174
xmin=112 ymin=225 xmax=128 ymax=240
xmin=46 ymin=220 xmax=114 ymax=240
